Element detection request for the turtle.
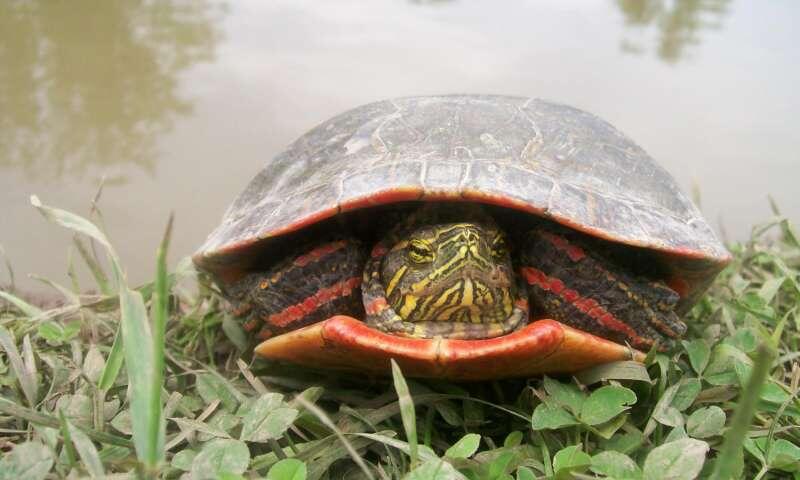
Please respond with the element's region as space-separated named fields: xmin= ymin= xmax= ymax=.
xmin=193 ymin=95 xmax=730 ymax=381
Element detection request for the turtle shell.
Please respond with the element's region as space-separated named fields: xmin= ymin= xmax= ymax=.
xmin=194 ymin=95 xmax=730 ymax=379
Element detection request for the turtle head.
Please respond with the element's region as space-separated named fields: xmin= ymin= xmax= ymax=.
xmin=380 ymin=216 xmax=516 ymax=326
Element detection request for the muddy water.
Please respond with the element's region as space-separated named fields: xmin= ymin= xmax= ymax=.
xmin=1 ymin=0 xmax=798 ymax=292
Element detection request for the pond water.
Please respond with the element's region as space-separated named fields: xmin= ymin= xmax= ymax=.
xmin=1 ymin=0 xmax=798 ymax=292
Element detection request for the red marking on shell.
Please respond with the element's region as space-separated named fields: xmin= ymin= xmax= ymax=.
xmin=321 ymin=315 xmax=566 ymax=375
xmin=461 ymin=189 xmax=548 ymax=217
xmin=514 ymin=298 xmax=529 ymax=309
xmin=371 ymin=245 xmax=388 ymax=258
xmin=365 ymin=297 xmax=389 ymax=315
xmin=520 ymin=267 xmax=647 ymax=346
xmin=294 ymin=240 xmax=347 ymax=267
xmin=540 ymin=231 xmax=586 ymax=262
xmin=339 ymin=188 xmax=424 ymax=213
xmin=253 ymin=315 xmax=644 ymax=379
xmin=420 ymin=191 xmax=465 ymax=201
xmin=270 ymin=206 xmax=340 ymax=238
xmin=268 ymin=276 xmax=361 ymax=327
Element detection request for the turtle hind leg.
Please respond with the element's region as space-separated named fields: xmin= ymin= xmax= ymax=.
xmin=223 ymin=238 xmax=366 ymax=340
xmin=519 ymin=227 xmax=685 ymax=351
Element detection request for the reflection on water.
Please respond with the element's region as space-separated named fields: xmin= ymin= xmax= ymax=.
xmin=616 ymin=0 xmax=731 ymax=62
xmin=0 ymin=0 xmax=224 ymax=180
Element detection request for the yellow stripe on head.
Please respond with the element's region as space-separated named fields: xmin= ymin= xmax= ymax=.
xmin=386 ymin=265 xmax=408 ymax=297
xmin=398 ymin=294 xmax=418 ymax=319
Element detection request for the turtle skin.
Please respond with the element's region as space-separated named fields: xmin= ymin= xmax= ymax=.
xmin=225 ymin=205 xmax=686 ymax=351
xmin=226 ymin=238 xmax=366 ymax=339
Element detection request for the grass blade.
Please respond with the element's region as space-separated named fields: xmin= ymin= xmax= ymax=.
xmin=391 ymin=359 xmax=418 ymax=469
xmin=164 ymin=399 xmax=220 ymax=451
xmin=31 ymin=196 xmax=165 ymax=472
xmin=0 ymin=397 xmax=132 ymax=447
xmin=354 ymin=432 xmax=439 ymax=462
xmin=710 ymin=343 xmax=777 ymax=480
xmin=30 ymin=274 xmax=80 ymax=305
xmin=294 ymin=395 xmax=376 ymax=480
xmin=0 ymin=288 xmax=44 ymax=318
xmin=0 ymin=325 xmax=38 ymax=406
xmin=31 ymin=196 xmax=116 ymax=255
xmin=58 ymin=410 xmax=78 ymax=469
xmin=73 ymin=237 xmax=113 ymax=296
xmin=67 ymin=246 xmax=81 ymax=293
xmin=97 ymin=326 xmax=124 ymax=391
xmin=575 ymin=360 xmax=652 ymax=385
xmin=31 ymin=195 xmax=117 ymax=293
xmin=148 ymin=214 xmax=173 ymax=469
xmin=21 ymin=334 xmax=38 ymax=396
xmin=119 ymin=286 xmax=162 ymax=471
xmin=0 ymin=243 xmax=15 ymax=290
xmin=65 ymin=417 xmax=106 ymax=478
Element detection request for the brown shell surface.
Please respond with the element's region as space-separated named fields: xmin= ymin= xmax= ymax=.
xmin=194 ymin=95 xmax=730 ymax=307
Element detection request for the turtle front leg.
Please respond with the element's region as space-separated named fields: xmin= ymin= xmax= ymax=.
xmin=224 ymin=238 xmax=366 ymax=340
xmin=519 ymin=227 xmax=687 ymax=350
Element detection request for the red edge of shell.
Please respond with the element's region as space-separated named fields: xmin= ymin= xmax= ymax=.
xmin=254 ymin=315 xmax=642 ymax=379
xmin=195 ymin=187 xmax=732 ymax=274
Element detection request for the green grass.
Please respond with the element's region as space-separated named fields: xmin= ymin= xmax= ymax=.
xmin=1 ymin=199 xmax=799 ymax=480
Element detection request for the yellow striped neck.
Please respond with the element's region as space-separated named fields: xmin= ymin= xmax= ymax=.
xmin=380 ymin=221 xmax=516 ymax=328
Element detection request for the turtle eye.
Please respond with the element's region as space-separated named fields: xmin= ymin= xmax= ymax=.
xmin=491 ymin=236 xmax=508 ymax=259
xmin=408 ymin=239 xmax=434 ymax=264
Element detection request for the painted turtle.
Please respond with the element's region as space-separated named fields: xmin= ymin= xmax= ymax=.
xmin=194 ymin=95 xmax=730 ymax=380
